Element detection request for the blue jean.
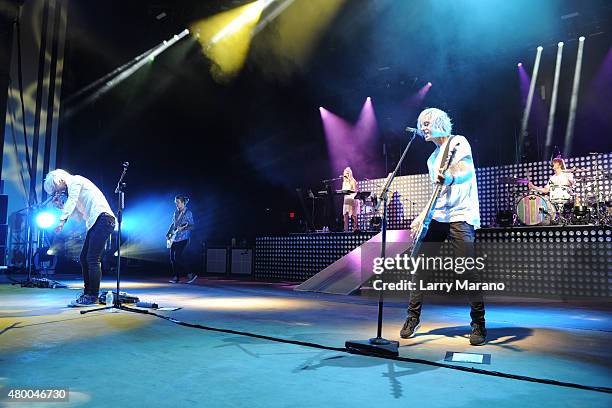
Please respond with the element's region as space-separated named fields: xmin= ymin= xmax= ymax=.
xmin=407 ymin=220 xmax=486 ymax=325
xmin=80 ymin=213 xmax=115 ymax=296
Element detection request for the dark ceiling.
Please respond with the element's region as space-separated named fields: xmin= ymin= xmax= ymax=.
xmin=59 ymin=0 xmax=612 ymax=242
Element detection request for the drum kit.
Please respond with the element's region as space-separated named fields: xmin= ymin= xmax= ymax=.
xmin=500 ymin=166 xmax=612 ymax=227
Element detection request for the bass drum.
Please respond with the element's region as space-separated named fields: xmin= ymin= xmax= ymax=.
xmin=516 ymin=194 xmax=556 ymax=226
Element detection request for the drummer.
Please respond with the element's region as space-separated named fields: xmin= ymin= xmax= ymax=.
xmin=528 ymin=157 xmax=574 ymax=194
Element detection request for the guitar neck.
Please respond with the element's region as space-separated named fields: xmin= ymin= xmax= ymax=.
xmin=410 ymin=183 xmax=444 ymax=257
xmin=409 ymin=140 xmax=458 ymax=257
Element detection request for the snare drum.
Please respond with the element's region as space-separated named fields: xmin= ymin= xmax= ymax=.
xmin=549 ymin=185 xmax=573 ymax=205
xmin=516 ymin=193 xmax=556 ymax=225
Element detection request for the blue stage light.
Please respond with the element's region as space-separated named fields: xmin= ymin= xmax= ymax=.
xmin=35 ymin=211 xmax=58 ymax=229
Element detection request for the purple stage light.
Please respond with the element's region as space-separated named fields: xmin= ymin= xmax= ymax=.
xmin=417 ymin=82 xmax=431 ymax=99
xmin=320 ymin=107 xmax=358 ymax=177
xmin=517 ymin=62 xmax=522 ymax=67
xmin=320 ymin=98 xmax=382 ymax=179
xmin=517 ymin=63 xmax=530 ymax=104
xmin=403 ymin=82 xmax=432 ymax=108
xmin=353 ymin=97 xmax=381 ymax=177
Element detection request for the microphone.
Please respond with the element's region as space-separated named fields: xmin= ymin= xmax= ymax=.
xmin=122 ymin=161 xmax=130 ymax=168
xmin=405 ymin=126 xmax=425 ymax=137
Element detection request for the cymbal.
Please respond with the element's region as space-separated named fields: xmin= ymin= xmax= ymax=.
xmin=499 ymin=176 xmax=529 ymax=184
xmin=563 ymin=167 xmax=590 ymax=173
xmin=515 ymin=178 xmax=529 ymax=185
xmin=575 ymin=176 xmax=596 ymax=182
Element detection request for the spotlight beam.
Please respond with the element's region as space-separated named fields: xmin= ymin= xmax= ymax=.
xmin=209 ymin=0 xmax=274 ymax=46
xmin=252 ymin=0 xmax=295 ymax=36
xmin=563 ymin=37 xmax=585 ymax=156
xmin=63 ymin=45 xmax=159 ymax=105
xmin=63 ymin=29 xmax=191 ymax=120
xmin=544 ymin=42 xmax=564 ymax=159
xmin=518 ymin=46 xmax=543 ymax=162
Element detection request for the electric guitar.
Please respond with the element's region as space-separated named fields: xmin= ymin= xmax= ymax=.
xmin=166 ymin=222 xmax=188 ymax=248
xmin=410 ymin=140 xmax=459 ymax=257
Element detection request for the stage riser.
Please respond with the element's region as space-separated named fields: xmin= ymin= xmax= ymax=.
xmin=357 ymin=153 xmax=612 ymax=229
xmin=255 ymin=233 xmax=376 ymax=282
xmin=255 ymin=226 xmax=611 ymax=298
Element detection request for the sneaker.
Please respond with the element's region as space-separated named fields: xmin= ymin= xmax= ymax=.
xmin=399 ymin=317 xmax=420 ymax=339
xmin=469 ymin=323 xmax=487 ymax=346
xmin=186 ymin=274 xmax=198 ymax=284
xmin=68 ymin=294 xmax=97 ymax=307
xmin=169 ymin=277 xmax=179 ymax=284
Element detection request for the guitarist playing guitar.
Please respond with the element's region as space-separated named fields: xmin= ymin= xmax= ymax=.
xmin=167 ymin=195 xmax=196 ymax=284
xmin=399 ymin=108 xmax=487 ymax=346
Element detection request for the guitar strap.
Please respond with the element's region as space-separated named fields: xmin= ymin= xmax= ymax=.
xmin=174 ymin=208 xmax=186 ymax=229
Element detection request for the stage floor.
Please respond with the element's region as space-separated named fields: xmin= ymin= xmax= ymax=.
xmin=1 ymin=276 xmax=611 ymax=407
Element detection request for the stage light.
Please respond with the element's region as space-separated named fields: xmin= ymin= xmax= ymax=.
xmin=191 ymin=0 xmax=274 ymax=81
xmin=517 ymin=62 xmax=522 ymax=67
xmin=518 ymin=45 xmax=543 ymax=160
xmin=544 ymin=38 xmax=565 ymax=158
xmin=578 ymin=36 xmax=585 ymax=42
xmin=63 ymin=28 xmax=191 ymax=119
xmin=366 ymin=96 xmax=371 ymax=101
xmin=427 ymin=82 xmax=432 ymax=86
xmin=46 ymin=249 xmax=54 ymax=256
xmin=564 ymin=34 xmax=585 ymax=155
xmin=35 ymin=212 xmax=57 ymax=229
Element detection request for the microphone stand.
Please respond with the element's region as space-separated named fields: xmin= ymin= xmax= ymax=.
xmin=346 ymin=129 xmax=418 ymax=357
xmin=82 ymin=162 xmax=144 ymax=315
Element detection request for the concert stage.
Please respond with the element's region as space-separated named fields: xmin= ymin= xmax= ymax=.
xmin=255 ymin=225 xmax=612 ymax=299
xmin=0 ymin=277 xmax=610 ymax=406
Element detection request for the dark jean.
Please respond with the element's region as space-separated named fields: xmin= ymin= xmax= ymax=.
xmin=80 ymin=213 xmax=115 ymax=297
xmin=170 ymin=239 xmax=188 ymax=279
xmin=408 ymin=219 xmax=486 ymax=325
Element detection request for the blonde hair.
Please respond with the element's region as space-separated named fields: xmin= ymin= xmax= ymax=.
xmin=343 ymin=167 xmax=355 ymax=182
xmin=417 ymin=108 xmax=453 ymax=136
xmin=44 ymin=169 xmax=72 ymax=194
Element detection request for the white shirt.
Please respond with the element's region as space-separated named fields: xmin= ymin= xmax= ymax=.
xmin=342 ymin=178 xmax=357 ymax=200
xmin=427 ymin=136 xmax=480 ymax=228
xmin=60 ymin=175 xmax=116 ymax=230
xmin=548 ymin=172 xmax=573 ymax=187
